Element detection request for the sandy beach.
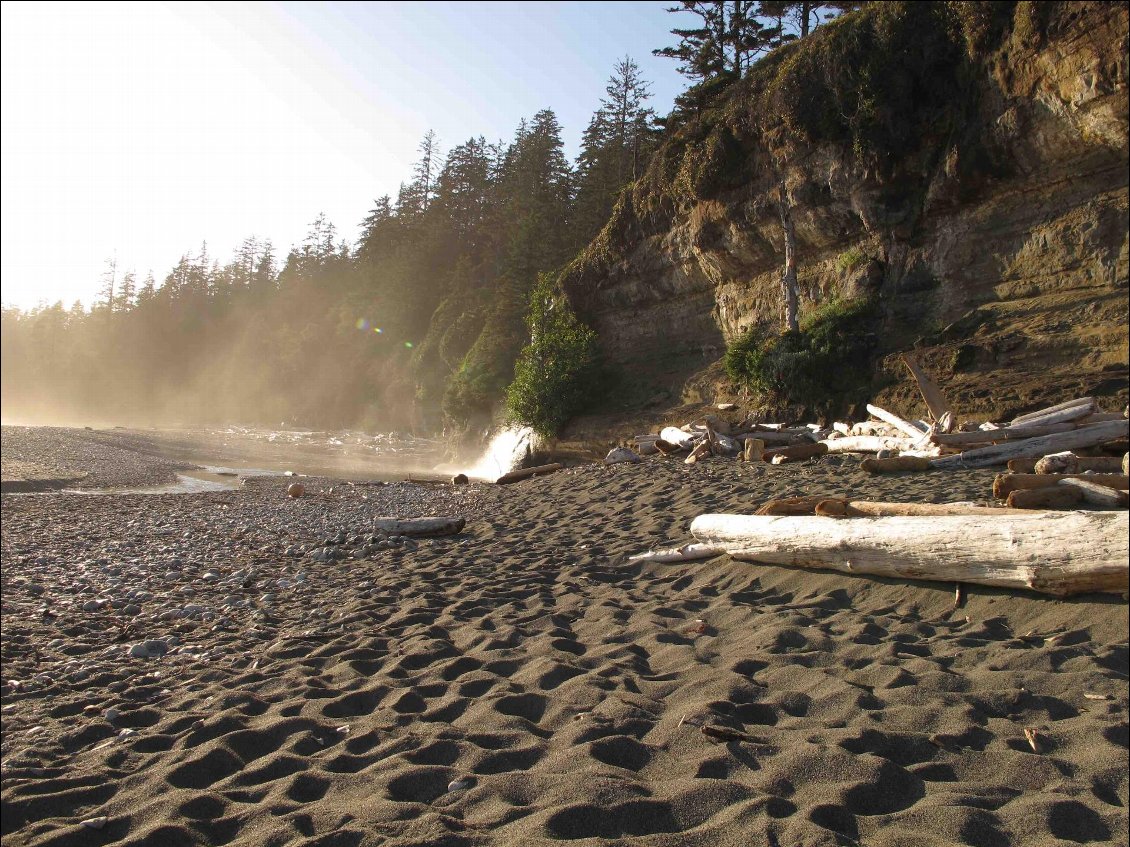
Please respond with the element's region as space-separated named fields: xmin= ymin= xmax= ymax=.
xmin=2 ymin=427 xmax=1127 ymax=846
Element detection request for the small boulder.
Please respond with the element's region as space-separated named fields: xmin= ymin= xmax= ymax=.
xmin=287 ymin=482 xmax=305 ymax=498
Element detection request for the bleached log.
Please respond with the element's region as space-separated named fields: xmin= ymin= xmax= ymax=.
xmin=1011 ymin=397 xmax=1095 ymax=427
xmin=637 ymin=441 xmax=660 ymax=456
xmin=931 ymin=423 xmax=1078 ymax=447
xmin=1008 ymin=458 xmax=1039 ymax=473
xmin=860 ymin=456 xmax=933 ymax=473
xmin=628 ymin=543 xmax=724 ymax=563
xmin=373 ymin=516 xmax=466 ymax=536
xmin=1034 ymin=452 xmax=1125 ymax=475
xmin=688 ymin=511 xmax=1129 ymax=597
xmin=902 ymin=354 xmax=951 ymax=422
xmin=930 ymin=420 xmax=1129 ymax=470
xmin=851 ymin=421 xmax=903 ymax=437
xmin=994 ymin=473 xmax=1128 ymax=498
xmin=660 ymin=427 xmax=695 ymax=449
xmin=833 ymin=421 xmax=852 ymax=435
xmin=654 ymin=439 xmax=682 ymax=455
xmin=495 ymin=463 xmax=563 ymax=484
xmin=815 ymin=500 xmax=1018 ymax=517
xmin=1057 ymin=479 xmax=1129 ymax=509
xmin=820 ymin=435 xmax=919 ymax=454
xmin=867 ymin=404 xmax=930 ymax=438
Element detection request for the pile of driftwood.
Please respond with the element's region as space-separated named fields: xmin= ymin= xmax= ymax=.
xmin=626 ymin=356 xmax=1129 ymax=597
xmin=624 ymin=355 xmax=1128 ymax=486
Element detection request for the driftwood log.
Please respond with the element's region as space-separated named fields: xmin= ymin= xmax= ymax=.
xmin=1034 ymin=453 xmax=1125 ymax=475
xmin=820 ymin=435 xmax=920 ymax=454
xmin=755 ymin=496 xmax=836 ymax=516
xmin=742 ymin=438 xmax=765 ymax=462
xmin=815 ymin=500 xmax=1018 ymax=517
xmin=688 ymin=511 xmax=1129 ymax=596
xmin=495 ymin=463 xmax=563 ymax=484
xmin=627 ymin=543 xmax=724 ymax=563
xmin=1011 ymin=397 xmax=1096 ymax=428
xmin=901 ymin=355 xmax=951 ymax=423
xmin=993 ymin=473 xmax=1129 ymax=498
xmin=930 ymin=420 xmax=1129 ymax=469
xmin=1057 ymin=478 xmax=1129 ymax=508
xmin=1006 ymin=487 xmax=1084 ymax=510
xmin=764 ymin=442 xmax=829 ymax=463
xmin=866 ymin=404 xmax=930 ymax=439
xmin=372 ymin=516 xmax=466 ymax=536
xmin=931 ymin=423 xmax=1077 ymax=447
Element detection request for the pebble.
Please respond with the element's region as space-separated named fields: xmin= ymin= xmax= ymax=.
xmin=81 ymin=817 xmax=108 ymax=830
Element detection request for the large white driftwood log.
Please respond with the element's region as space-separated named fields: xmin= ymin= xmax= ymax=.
xmin=866 ymin=404 xmax=930 ymax=438
xmin=688 ymin=511 xmax=1129 ymax=596
xmin=1011 ymin=397 xmax=1096 ymax=428
xmin=373 ymin=516 xmax=466 ymax=536
xmin=931 ymin=423 xmax=1078 ymax=447
xmin=930 ymin=420 xmax=1130 ymax=470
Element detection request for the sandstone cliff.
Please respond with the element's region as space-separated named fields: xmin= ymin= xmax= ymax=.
xmin=561 ymin=1 xmax=1128 ymax=426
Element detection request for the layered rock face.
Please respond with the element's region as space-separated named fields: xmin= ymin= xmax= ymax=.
xmin=564 ymin=2 xmax=1128 ymax=420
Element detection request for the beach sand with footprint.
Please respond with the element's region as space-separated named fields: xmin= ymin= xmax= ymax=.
xmin=1 ymin=434 xmax=1127 ymax=846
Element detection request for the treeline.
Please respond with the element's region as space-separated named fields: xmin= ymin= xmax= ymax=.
xmin=2 ymin=57 xmax=658 ymax=432
xmin=2 ymin=3 xmax=859 ymax=435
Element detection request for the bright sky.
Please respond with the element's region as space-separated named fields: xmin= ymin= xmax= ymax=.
xmin=0 ymin=1 xmax=687 ymax=311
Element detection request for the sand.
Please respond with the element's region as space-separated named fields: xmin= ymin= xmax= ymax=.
xmin=1 ymin=429 xmax=1127 ymax=846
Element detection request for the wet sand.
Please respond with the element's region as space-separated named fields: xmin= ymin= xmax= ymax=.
xmin=1 ymin=429 xmax=1127 ymax=846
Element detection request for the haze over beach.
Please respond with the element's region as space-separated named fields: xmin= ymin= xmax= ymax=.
xmin=1 ymin=3 xmax=1127 ymax=847
xmin=0 ymin=1 xmax=681 ymax=312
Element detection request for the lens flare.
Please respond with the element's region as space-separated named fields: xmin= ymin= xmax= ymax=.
xmin=373 ymin=327 xmax=383 ymax=334
xmin=355 ymin=317 xmax=370 ymax=331
xmin=404 ymin=341 xmax=413 ymax=348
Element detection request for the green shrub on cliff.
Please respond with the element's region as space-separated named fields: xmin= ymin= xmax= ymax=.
xmin=505 ymin=274 xmax=602 ymax=438
xmin=725 ymin=297 xmax=878 ymax=414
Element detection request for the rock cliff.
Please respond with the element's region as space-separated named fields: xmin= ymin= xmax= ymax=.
xmin=561 ymin=1 xmax=1128 ymax=425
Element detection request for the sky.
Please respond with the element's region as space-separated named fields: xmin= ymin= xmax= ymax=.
xmin=0 ymin=1 xmax=688 ymax=311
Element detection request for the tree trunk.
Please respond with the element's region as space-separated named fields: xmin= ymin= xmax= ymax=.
xmin=777 ymin=180 xmax=799 ymax=333
xmin=688 ymin=511 xmax=1129 ymax=596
